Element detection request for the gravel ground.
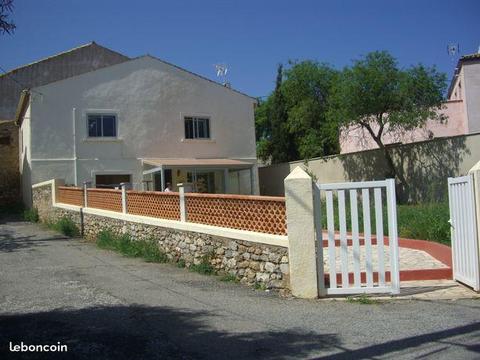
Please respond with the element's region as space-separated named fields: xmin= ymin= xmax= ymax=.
xmin=0 ymin=217 xmax=479 ymax=359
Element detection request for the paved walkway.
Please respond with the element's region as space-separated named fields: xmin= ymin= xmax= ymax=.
xmin=1 ymin=218 xmax=479 ymax=359
xmin=323 ymin=245 xmax=447 ymax=273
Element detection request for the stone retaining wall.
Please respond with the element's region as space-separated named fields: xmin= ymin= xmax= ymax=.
xmin=32 ymin=183 xmax=290 ymax=294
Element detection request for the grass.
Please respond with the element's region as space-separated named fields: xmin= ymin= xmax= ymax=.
xmin=96 ymin=230 xmax=168 ymax=263
xmin=219 ymin=273 xmax=239 ymax=283
xmin=189 ymin=255 xmax=216 ymax=275
xmin=346 ymin=294 xmax=379 ymax=305
xmin=254 ymin=282 xmax=267 ymax=291
xmin=47 ymin=216 xmax=79 ymax=237
xmin=320 ymin=195 xmax=450 ymax=245
xmin=23 ymin=207 xmax=39 ymax=223
xmin=176 ymin=259 xmax=186 ymax=268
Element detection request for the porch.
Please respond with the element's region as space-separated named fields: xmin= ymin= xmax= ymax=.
xmin=141 ymin=158 xmax=258 ymax=195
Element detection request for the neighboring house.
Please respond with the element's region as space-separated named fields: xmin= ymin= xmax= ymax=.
xmin=340 ymin=51 xmax=480 ymax=154
xmin=16 ymin=55 xmax=259 ymax=206
xmin=0 ymin=42 xmax=129 ymax=206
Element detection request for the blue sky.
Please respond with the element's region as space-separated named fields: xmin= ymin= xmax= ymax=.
xmin=1 ymin=0 xmax=478 ymax=98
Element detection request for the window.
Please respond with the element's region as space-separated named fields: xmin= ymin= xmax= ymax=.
xmin=95 ymin=174 xmax=131 ymax=189
xmin=184 ymin=117 xmax=210 ymax=139
xmin=88 ymin=114 xmax=117 ymax=137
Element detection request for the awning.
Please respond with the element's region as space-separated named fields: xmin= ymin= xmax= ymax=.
xmin=142 ymin=158 xmax=253 ymax=174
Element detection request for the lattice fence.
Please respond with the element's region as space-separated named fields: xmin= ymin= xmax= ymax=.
xmin=127 ymin=191 xmax=180 ymax=220
xmin=86 ymin=189 xmax=122 ymax=212
xmin=185 ymin=194 xmax=287 ymax=235
xmin=57 ymin=186 xmax=84 ymax=206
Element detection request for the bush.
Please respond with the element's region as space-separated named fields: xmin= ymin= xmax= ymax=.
xmin=23 ymin=207 xmax=39 ymax=223
xmin=49 ymin=216 xmax=79 ymax=237
xmin=96 ymin=230 xmax=168 ymax=263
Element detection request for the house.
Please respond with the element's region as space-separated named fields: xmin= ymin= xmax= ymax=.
xmin=340 ymin=51 xmax=480 ymax=154
xmin=0 ymin=42 xmax=129 ymax=206
xmin=16 ymin=55 xmax=259 ymax=206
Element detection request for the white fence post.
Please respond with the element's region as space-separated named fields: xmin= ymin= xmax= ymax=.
xmin=284 ymin=166 xmax=319 ymax=298
xmin=177 ymin=183 xmax=187 ymax=222
xmin=120 ymin=182 xmax=128 ymax=214
xmin=83 ymin=181 xmax=91 ymax=208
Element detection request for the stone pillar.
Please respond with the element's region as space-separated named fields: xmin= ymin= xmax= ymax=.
xmin=284 ymin=166 xmax=319 ymax=298
xmin=469 ymin=161 xmax=480 ymax=264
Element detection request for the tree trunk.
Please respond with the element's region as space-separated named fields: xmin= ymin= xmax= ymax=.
xmin=380 ymin=144 xmax=407 ymax=203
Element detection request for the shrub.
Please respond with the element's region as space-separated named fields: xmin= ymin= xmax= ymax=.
xmin=23 ymin=207 xmax=39 ymax=223
xmin=49 ymin=216 xmax=79 ymax=237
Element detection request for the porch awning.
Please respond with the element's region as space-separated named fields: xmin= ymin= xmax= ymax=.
xmin=142 ymin=158 xmax=253 ymax=174
xmin=143 ymin=158 xmax=253 ymax=167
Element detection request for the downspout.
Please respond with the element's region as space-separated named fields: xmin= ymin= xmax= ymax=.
xmin=72 ymin=107 xmax=78 ymax=186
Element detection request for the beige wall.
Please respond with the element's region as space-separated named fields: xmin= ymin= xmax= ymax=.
xmin=260 ymin=132 xmax=480 ymax=203
xmin=24 ymin=56 xmax=257 ymax=197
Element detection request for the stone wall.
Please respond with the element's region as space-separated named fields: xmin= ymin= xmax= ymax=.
xmin=0 ymin=120 xmax=20 ymax=206
xmin=32 ymin=183 xmax=290 ymax=294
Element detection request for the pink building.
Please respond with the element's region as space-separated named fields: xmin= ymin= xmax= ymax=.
xmin=340 ymin=52 xmax=480 ymax=154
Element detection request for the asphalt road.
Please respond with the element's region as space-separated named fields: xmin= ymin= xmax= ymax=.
xmin=0 ymin=217 xmax=479 ymax=359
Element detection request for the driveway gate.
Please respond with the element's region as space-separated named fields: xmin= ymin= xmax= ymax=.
xmin=448 ymin=175 xmax=480 ymax=291
xmin=315 ymin=179 xmax=400 ymax=295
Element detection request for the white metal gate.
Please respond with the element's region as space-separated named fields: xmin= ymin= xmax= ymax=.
xmin=314 ymin=179 xmax=400 ymax=295
xmin=448 ymin=175 xmax=480 ymax=291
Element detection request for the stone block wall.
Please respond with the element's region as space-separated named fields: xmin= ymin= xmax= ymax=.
xmin=32 ymin=183 xmax=290 ymax=293
xmin=0 ymin=120 xmax=20 ymax=206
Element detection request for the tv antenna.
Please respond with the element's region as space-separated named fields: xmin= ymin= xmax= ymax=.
xmin=214 ymin=63 xmax=229 ymax=86
xmin=447 ymin=43 xmax=460 ymax=61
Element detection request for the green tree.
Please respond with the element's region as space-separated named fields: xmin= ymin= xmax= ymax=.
xmin=327 ymin=51 xmax=447 ymax=197
xmin=0 ymin=0 xmax=15 ymax=35
xmin=255 ymin=61 xmax=338 ymax=163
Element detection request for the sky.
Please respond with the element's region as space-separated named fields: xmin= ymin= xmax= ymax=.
xmin=1 ymin=0 xmax=478 ymax=98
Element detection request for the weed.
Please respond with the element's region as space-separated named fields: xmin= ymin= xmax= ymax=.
xmin=176 ymin=259 xmax=186 ymax=268
xmin=219 ymin=273 xmax=239 ymax=283
xmin=189 ymin=255 xmax=215 ymax=275
xmin=23 ymin=207 xmax=39 ymax=223
xmin=254 ymin=282 xmax=267 ymax=291
xmin=346 ymin=294 xmax=379 ymax=305
xmin=48 ymin=216 xmax=79 ymax=237
xmin=96 ymin=230 xmax=168 ymax=263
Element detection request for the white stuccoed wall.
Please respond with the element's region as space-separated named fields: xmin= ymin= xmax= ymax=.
xmin=25 ymin=56 xmax=257 ymax=192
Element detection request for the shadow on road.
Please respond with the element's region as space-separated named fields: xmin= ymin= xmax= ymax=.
xmin=0 ymin=304 xmax=339 ymax=359
xmin=0 ymin=222 xmax=67 ymax=253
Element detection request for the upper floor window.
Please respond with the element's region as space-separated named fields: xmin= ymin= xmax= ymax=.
xmin=184 ymin=116 xmax=210 ymax=139
xmin=88 ymin=114 xmax=117 ymax=138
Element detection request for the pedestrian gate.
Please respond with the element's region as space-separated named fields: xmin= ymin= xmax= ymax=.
xmin=448 ymin=175 xmax=480 ymax=291
xmin=314 ymin=179 xmax=400 ymax=295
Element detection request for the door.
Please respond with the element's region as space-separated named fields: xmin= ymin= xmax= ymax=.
xmin=448 ymin=175 xmax=480 ymax=291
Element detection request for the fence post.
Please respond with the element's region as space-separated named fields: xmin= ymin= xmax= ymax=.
xmin=120 ymin=182 xmax=128 ymax=214
xmin=83 ymin=181 xmax=91 ymax=208
xmin=284 ymin=166 xmax=319 ymax=298
xmin=177 ymin=183 xmax=187 ymax=222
